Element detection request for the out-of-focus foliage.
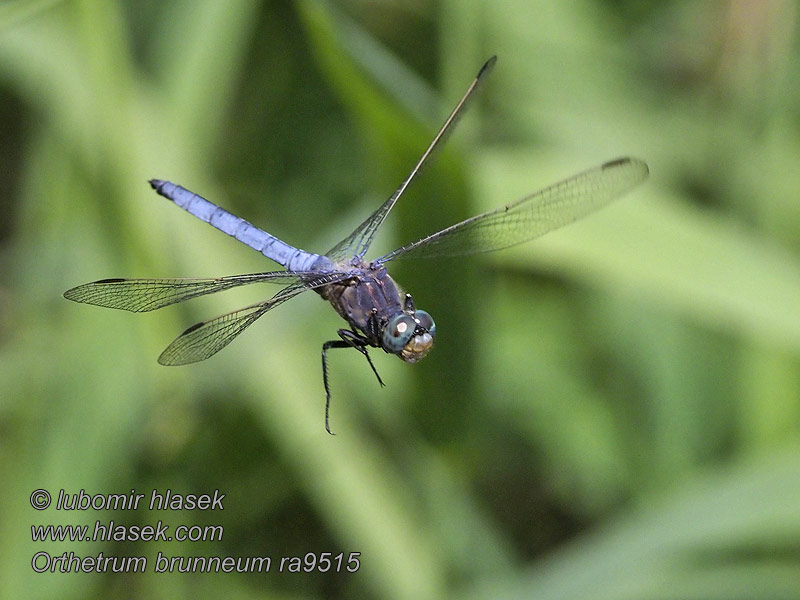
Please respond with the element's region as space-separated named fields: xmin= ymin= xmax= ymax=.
xmin=1 ymin=1 xmax=799 ymax=598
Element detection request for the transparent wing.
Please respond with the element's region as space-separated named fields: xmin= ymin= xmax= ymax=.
xmin=157 ymin=272 xmax=349 ymax=365
xmin=327 ymin=56 xmax=497 ymax=262
xmin=157 ymin=301 xmax=283 ymax=366
xmin=377 ymin=157 xmax=649 ymax=262
xmin=63 ymin=270 xmax=323 ymax=312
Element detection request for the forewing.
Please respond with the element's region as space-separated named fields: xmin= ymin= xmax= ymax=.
xmin=63 ymin=271 xmax=312 ymax=312
xmin=327 ymin=56 xmax=497 ymax=262
xmin=378 ymin=157 xmax=649 ymax=262
xmin=157 ymin=282 xmax=306 ymax=365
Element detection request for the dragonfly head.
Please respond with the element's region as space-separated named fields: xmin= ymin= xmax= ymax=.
xmin=382 ymin=309 xmax=436 ymax=363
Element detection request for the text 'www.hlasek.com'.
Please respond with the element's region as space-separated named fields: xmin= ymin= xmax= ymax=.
xmin=29 ymin=488 xmax=361 ymax=574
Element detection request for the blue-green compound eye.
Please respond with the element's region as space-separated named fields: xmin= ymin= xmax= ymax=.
xmin=414 ymin=310 xmax=435 ymax=337
xmin=382 ymin=314 xmax=416 ymax=353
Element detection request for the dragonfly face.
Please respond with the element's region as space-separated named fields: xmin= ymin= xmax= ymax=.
xmin=63 ymin=56 xmax=649 ymax=433
xmin=381 ymin=293 xmax=436 ymax=363
xmin=384 ymin=310 xmax=435 ymax=363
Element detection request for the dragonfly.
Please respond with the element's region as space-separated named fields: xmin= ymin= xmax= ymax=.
xmin=64 ymin=56 xmax=648 ymax=434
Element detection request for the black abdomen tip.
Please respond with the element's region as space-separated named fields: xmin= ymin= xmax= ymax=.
xmin=149 ymin=179 xmax=164 ymax=190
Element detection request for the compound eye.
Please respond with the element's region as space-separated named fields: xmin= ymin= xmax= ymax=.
xmin=382 ymin=314 xmax=416 ymax=353
xmin=414 ymin=310 xmax=436 ymax=337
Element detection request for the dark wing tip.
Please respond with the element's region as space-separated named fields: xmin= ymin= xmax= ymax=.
xmin=602 ymin=157 xmax=650 ymax=177
xmin=181 ymin=321 xmax=205 ymax=335
xmin=157 ymin=320 xmax=211 ymax=366
xmin=601 ymin=157 xmax=631 ymax=169
xmin=64 ymin=278 xmax=127 ymax=301
xmin=478 ymin=55 xmax=498 ymax=79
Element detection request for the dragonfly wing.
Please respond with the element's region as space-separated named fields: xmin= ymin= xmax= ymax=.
xmin=64 ymin=270 xmax=325 ymax=312
xmin=377 ymin=157 xmax=649 ymax=262
xmin=156 ymin=269 xmax=354 ymax=365
xmin=157 ymin=281 xmax=306 ymax=365
xmin=326 ymin=56 xmax=497 ymax=262
xmin=158 ymin=303 xmax=273 ymax=365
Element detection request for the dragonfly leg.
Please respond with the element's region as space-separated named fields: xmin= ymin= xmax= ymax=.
xmin=366 ymin=308 xmax=381 ymax=343
xmin=403 ymin=293 xmax=415 ymax=313
xmin=338 ymin=329 xmax=385 ymax=388
xmin=321 ymin=339 xmax=350 ymax=435
xmin=320 ymin=329 xmax=384 ymax=435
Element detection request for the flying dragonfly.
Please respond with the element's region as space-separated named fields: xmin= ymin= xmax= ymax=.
xmin=64 ymin=56 xmax=649 ymax=433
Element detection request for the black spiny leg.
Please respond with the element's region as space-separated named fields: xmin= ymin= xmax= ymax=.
xmin=337 ymin=329 xmax=385 ymax=388
xmin=321 ymin=339 xmax=349 ymax=435
xmin=403 ymin=293 xmax=415 ymax=313
xmin=366 ymin=308 xmax=381 ymax=341
xmin=321 ymin=329 xmax=384 ymax=435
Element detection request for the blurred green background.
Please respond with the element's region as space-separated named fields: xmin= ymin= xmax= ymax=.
xmin=2 ymin=0 xmax=800 ymax=598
